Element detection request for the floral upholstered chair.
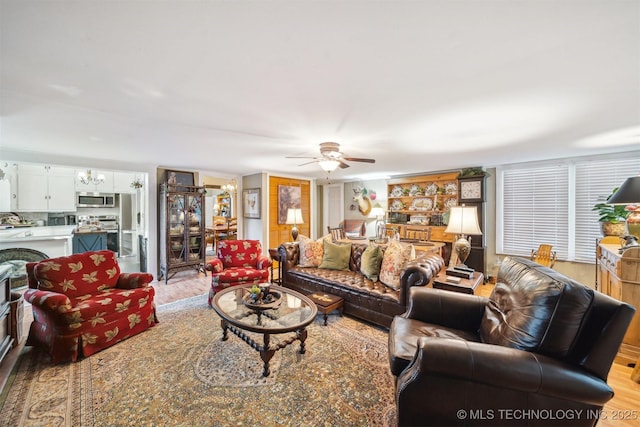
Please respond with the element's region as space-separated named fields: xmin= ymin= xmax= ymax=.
xmin=24 ymin=250 xmax=157 ymax=363
xmin=206 ymin=240 xmax=272 ymax=306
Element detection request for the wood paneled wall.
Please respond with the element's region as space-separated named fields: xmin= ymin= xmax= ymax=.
xmin=268 ymin=176 xmax=311 ymax=250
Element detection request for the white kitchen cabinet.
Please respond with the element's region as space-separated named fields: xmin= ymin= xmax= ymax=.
xmin=75 ymin=169 xmax=114 ymax=193
xmin=0 ymin=162 xmax=18 ymax=211
xmin=17 ymin=164 xmax=76 ymax=211
xmin=113 ymin=172 xmax=137 ymax=193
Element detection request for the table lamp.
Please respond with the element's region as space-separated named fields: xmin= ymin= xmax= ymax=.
xmin=286 ymin=208 xmax=304 ymax=241
xmin=444 ymin=205 xmax=482 ymax=269
xmin=607 ymin=175 xmax=640 ymax=240
xmin=369 ymin=204 xmax=386 ymax=240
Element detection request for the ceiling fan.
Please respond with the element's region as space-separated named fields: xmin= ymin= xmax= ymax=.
xmin=286 ymin=142 xmax=375 ymax=172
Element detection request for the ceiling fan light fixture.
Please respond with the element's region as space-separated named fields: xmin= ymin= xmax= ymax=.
xmin=319 ymin=159 xmax=340 ymax=172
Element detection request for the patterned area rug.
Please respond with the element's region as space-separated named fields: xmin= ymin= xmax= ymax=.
xmin=1 ymin=294 xmax=396 ymax=426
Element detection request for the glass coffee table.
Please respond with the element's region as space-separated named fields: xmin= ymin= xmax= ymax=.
xmin=211 ymin=285 xmax=317 ymax=377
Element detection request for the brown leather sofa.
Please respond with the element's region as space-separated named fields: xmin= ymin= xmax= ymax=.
xmin=278 ymin=242 xmax=444 ymax=328
xmin=389 ymin=256 xmax=635 ymax=426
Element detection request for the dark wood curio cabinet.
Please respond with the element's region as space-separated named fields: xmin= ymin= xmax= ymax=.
xmin=159 ymin=184 xmax=206 ymax=283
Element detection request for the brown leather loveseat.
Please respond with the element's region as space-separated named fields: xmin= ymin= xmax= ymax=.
xmin=388 ymin=256 xmax=635 ymax=426
xmin=278 ymin=241 xmax=444 ymax=328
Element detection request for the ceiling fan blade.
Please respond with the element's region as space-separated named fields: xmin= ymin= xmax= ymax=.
xmin=338 ymin=160 xmax=350 ymax=169
xmin=343 ymin=157 xmax=375 ymax=163
xmin=298 ymin=160 xmax=320 ymax=166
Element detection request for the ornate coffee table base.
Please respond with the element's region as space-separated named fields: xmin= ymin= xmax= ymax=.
xmin=220 ymin=319 xmax=308 ymax=377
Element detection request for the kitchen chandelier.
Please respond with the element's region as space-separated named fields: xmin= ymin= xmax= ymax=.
xmin=78 ymin=169 xmax=105 ymax=185
xmin=222 ymin=179 xmax=237 ymax=193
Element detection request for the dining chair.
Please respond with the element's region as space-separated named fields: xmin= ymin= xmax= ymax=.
xmin=327 ymin=226 xmax=345 ymax=241
xmin=531 ymin=244 xmax=557 ymax=268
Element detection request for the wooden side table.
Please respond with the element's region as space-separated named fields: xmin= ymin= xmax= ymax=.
xmin=268 ymin=248 xmax=283 ymax=285
xmin=433 ymin=271 xmax=484 ymax=295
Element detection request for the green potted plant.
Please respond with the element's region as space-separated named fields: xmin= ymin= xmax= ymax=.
xmin=592 ymin=187 xmax=629 ymax=236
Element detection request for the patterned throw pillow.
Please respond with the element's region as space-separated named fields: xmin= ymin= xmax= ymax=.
xmin=360 ymin=244 xmax=383 ymax=281
xmin=298 ymin=236 xmax=324 ymax=268
xmin=379 ymin=240 xmax=414 ymax=290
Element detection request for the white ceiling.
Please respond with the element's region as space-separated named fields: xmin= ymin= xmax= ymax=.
xmin=1 ymin=0 xmax=639 ymax=180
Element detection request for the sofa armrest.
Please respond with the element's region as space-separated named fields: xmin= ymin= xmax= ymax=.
xmin=397 ymin=253 xmax=445 ymax=305
xmin=278 ymin=243 xmax=299 ymax=273
xmin=206 ymin=258 xmax=223 ymax=273
xmin=24 ymin=289 xmax=72 ymax=313
xmin=117 ymin=272 xmax=154 ymax=289
xmin=403 ymin=287 xmax=487 ymax=332
xmin=397 ymin=338 xmax=614 ymax=414
xmin=256 ymin=255 xmax=272 ymax=271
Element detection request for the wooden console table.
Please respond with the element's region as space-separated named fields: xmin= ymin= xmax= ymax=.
xmin=596 ymin=243 xmax=640 ymax=367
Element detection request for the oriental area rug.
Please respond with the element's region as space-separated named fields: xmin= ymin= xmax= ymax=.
xmin=0 ymin=294 xmax=396 ymax=426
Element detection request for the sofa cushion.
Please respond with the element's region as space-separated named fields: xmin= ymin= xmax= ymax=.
xmin=319 ymin=240 xmax=352 ymax=271
xmin=34 ymin=250 xmax=120 ymax=298
xmin=480 ymin=257 xmax=594 ymax=358
xmin=360 ymin=244 xmax=383 ymax=281
xmin=298 ymin=236 xmax=324 ymax=268
xmin=380 ymin=240 xmax=414 ymax=290
xmin=389 ymin=316 xmax=482 ymax=376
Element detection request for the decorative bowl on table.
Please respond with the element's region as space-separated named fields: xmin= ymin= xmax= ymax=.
xmin=242 ymin=290 xmax=283 ymax=310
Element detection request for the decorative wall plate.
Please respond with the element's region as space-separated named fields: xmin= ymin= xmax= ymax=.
xmin=390 ymin=185 xmax=403 ymax=197
xmin=425 ymin=183 xmax=438 ymax=195
xmin=409 ymin=184 xmax=424 ymax=196
xmin=444 ymin=182 xmax=457 ymax=195
xmin=445 ymin=198 xmax=458 ymax=209
xmin=410 ymin=198 xmax=433 ymax=211
xmin=390 ymin=200 xmax=404 ymax=211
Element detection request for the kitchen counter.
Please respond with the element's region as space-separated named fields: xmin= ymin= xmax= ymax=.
xmin=0 ymin=226 xmax=76 ymax=258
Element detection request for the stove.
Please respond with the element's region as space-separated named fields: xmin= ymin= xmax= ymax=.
xmin=94 ymin=215 xmax=119 ymax=231
xmin=78 ymin=215 xmax=119 ymax=254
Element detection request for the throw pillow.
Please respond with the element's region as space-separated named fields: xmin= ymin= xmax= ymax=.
xmin=379 ymin=240 xmax=414 ymax=290
xmin=298 ymin=236 xmax=324 ymax=268
xmin=319 ymin=240 xmax=352 ymax=271
xmin=360 ymin=244 xmax=383 ymax=281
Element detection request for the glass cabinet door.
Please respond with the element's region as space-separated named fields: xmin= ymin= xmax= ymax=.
xmin=186 ymin=194 xmax=203 ymax=261
xmin=167 ymin=194 xmax=186 ymax=263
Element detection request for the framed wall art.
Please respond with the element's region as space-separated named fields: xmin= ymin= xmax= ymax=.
xmin=165 ymin=169 xmax=195 ymax=192
xmin=278 ymin=185 xmax=301 ymax=224
xmin=243 ymin=188 xmax=261 ymax=218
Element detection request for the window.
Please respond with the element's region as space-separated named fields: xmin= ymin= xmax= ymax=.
xmin=574 ymin=159 xmax=640 ymax=262
xmin=498 ymin=163 xmax=569 ymax=259
xmin=498 ymin=153 xmax=640 ymax=263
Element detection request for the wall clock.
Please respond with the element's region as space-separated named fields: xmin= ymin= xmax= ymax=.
xmin=458 ymin=176 xmax=485 ymax=202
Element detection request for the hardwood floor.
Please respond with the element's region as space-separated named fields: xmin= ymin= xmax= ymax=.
xmin=2 ymin=273 xmax=638 ymax=427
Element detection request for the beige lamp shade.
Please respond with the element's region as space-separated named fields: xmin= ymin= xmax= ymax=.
xmin=369 ymin=206 xmax=385 ymax=219
xmin=285 ymin=208 xmax=304 ymax=225
xmin=445 ymin=206 xmax=482 ymax=236
xmin=445 ymin=205 xmax=481 ymax=268
xmin=286 ymin=208 xmax=304 ymax=241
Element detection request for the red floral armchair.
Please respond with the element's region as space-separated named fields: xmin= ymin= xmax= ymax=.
xmin=206 ymin=240 xmax=271 ymax=306
xmin=24 ymin=250 xmax=157 ymax=363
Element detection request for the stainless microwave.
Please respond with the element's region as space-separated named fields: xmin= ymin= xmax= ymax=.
xmin=77 ymin=192 xmax=115 ymax=208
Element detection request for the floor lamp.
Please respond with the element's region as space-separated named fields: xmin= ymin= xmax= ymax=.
xmin=286 ymin=208 xmax=304 ymax=241
xmin=444 ymin=205 xmax=482 ymax=270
